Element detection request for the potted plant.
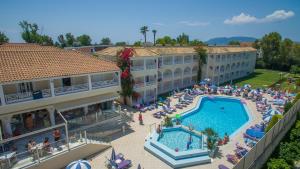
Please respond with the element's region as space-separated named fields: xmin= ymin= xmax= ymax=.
xmin=203 ymin=128 xmax=219 ymax=157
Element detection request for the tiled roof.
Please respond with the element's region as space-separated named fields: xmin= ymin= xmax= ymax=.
xmin=96 ymin=46 xmax=257 ymax=57
xmin=0 ymin=43 xmax=119 ymax=84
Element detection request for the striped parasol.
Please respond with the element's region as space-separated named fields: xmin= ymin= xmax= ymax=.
xmin=66 ymin=160 xmax=91 ymax=169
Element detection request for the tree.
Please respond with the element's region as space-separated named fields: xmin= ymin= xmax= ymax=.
xmin=101 ymin=37 xmax=111 ymax=45
xmin=140 ymin=26 xmax=149 ymax=45
xmin=152 ymin=30 xmax=157 ymax=46
xmin=260 ymin=32 xmax=282 ymax=69
xmin=280 ymin=38 xmax=294 ymax=70
xmin=115 ymin=42 xmax=127 ymax=46
xmin=65 ymin=33 xmax=75 ymax=46
xmin=133 ymin=41 xmax=142 ymax=47
xmin=194 ymin=46 xmax=207 ymax=82
xmin=290 ymin=121 xmax=300 ymax=141
xmin=19 ymin=20 xmax=40 ymax=43
xmin=203 ymin=128 xmax=219 ymax=152
xmin=279 ymin=142 xmax=300 ymax=165
xmin=40 ymin=35 xmax=53 ymax=45
xmin=77 ymin=34 xmax=91 ymax=46
xmin=0 ymin=32 xmax=9 ymax=44
xmin=290 ymin=65 xmax=300 ymax=76
xmin=57 ymin=34 xmax=66 ymax=48
xmin=228 ymin=40 xmax=240 ymax=45
xmin=156 ymin=36 xmax=177 ymax=46
xmin=176 ymin=33 xmax=189 ymax=46
xmin=265 ymin=114 xmax=283 ymax=132
xmin=267 ymin=158 xmax=291 ymax=169
xmin=189 ymin=39 xmax=205 ymax=46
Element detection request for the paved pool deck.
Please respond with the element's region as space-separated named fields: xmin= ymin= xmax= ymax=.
xmin=89 ymin=94 xmax=271 ymax=169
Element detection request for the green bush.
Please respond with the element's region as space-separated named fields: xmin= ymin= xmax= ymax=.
xmin=284 ymin=102 xmax=293 ymax=114
xmin=267 ymin=158 xmax=291 ymax=169
xmin=293 ymin=92 xmax=300 ymax=104
xmin=265 ymin=115 xmax=283 ymax=132
xmin=289 ymin=121 xmax=300 ymax=141
xmin=279 ymin=142 xmax=300 ymax=165
xmin=163 ymin=116 xmax=173 ymax=127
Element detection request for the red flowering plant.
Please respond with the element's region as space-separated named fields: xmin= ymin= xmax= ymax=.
xmin=117 ymin=48 xmax=135 ymax=105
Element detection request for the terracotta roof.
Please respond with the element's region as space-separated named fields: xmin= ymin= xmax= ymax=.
xmin=0 ymin=43 xmax=119 ymax=84
xmin=96 ymin=46 xmax=257 ymax=57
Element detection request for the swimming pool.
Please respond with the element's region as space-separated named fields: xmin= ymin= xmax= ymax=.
xmin=158 ymin=128 xmax=203 ymax=152
xmin=180 ymin=96 xmax=250 ymax=137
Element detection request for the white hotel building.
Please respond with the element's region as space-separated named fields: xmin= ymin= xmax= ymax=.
xmin=0 ymin=43 xmax=121 ymax=141
xmin=97 ymin=46 xmax=257 ymax=106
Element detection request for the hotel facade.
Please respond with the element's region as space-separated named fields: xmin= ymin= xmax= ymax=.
xmin=96 ymin=46 xmax=257 ymax=106
xmin=0 ymin=44 xmax=121 ymax=141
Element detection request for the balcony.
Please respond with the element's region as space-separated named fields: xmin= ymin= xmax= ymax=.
xmin=131 ymin=65 xmax=144 ymax=71
xmin=134 ymin=82 xmax=145 ymax=89
xmin=146 ymin=64 xmax=156 ymax=70
xmin=92 ymin=80 xmax=118 ymax=89
xmin=4 ymin=89 xmax=51 ymax=104
xmin=54 ymin=83 xmax=89 ymax=96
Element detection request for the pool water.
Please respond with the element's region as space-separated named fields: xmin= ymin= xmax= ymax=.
xmin=158 ymin=128 xmax=202 ymax=152
xmin=181 ymin=97 xmax=249 ymax=137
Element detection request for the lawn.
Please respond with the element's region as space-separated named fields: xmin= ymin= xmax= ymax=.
xmin=231 ymin=69 xmax=286 ymax=88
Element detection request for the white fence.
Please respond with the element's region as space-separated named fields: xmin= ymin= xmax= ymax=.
xmin=233 ymin=100 xmax=300 ymax=169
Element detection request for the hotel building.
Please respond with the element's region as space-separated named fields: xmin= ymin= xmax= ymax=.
xmin=0 ymin=43 xmax=121 ymax=141
xmin=96 ymin=46 xmax=256 ymax=106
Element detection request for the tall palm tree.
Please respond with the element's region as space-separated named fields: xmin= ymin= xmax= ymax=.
xmin=140 ymin=26 xmax=149 ymax=46
xmin=152 ymin=29 xmax=157 ymax=46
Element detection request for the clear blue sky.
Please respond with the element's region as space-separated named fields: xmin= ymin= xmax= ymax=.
xmin=1 ymin=0 xmax=299 ymax=43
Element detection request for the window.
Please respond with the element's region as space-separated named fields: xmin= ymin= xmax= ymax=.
xmin=62 ymin=78 xmax=71 ymax=87
xmin=18 ymin=82 xmax=33 ymax=93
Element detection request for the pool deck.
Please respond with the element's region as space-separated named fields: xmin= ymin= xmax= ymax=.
xmin=89 ymin=94 xmax=269 ymax=169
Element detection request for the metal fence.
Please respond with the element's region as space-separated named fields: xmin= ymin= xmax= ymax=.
xmin=233 ymin=99 xmax=300 ymax=169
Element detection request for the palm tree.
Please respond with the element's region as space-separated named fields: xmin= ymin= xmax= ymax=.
xmin=140 ymin=26 xmax=149 ymax=46
xmin=152 ymin=29 xmax=157 ymax=46
xmin=194 ymin=45 xmax=208 ymax=82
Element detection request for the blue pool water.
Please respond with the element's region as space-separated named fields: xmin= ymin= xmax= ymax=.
xmin=158 ymin=128 xmax=202 ymax=152
xmin=180 ymin=97 xmax=249 ymax=137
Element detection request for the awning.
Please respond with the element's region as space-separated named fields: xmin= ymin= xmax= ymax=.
xmin=54 ymin=93 xmax=119 ymax=112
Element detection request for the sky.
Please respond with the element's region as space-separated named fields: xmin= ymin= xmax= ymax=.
xmin=0 ymin=0 xmax=299 ymax=44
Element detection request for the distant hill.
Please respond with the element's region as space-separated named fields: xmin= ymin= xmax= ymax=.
xmin=206 ymin=36 xmax=257 ymax=45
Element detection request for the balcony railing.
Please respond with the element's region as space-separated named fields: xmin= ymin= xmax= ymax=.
xmin=163 ymin=74 xmax=172 ymax=80
xmin=134 ymin=82 xmax=144 ymax=89
xmin=4 ymin=89 xmax=51 ymax=104
xmin=54 ymin=83 xmax=89 ymax=96
xmin=174 ymin=59 xmax=183 ymax=64
xmin=131 ymin=65 xmax=144 ymax=71
xmin=163 ymin=61 xmax=173 ymax=66
xmin=92 ymin=80 xmax=118 ymax=89
xmin=184 ymin=59 xmax=193 ymax=64
xmin=146 ymin=64 xmax=156 ymax=70
xmin=145 ymin=80 xmax=156 ymax=86
xmin=184 ymin=71 xmax=191 ymax=76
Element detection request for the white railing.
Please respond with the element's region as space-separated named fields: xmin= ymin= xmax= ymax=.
xmin=146 ymin=81 xmax=156 ymax=86
xmin=146 ymin=64 xmax=156 ymax=70
xmin=134 ymin=82 xmax=144 ymax=89
xmin=174 ymin=73 xmax=182 ymax=79
xmin=163 ymin=74 xmax=172 ymax=80
xmin=163 ymin=61 xmax=173 ymax=66
xmin=54 ymin=83 xmax=89 ymax=96
xmin=174 ymin=59 xmax=183 ymax=64
xmin=184 ymin=59 xmax=193 ymax=64
xmin=92 ymin=80 xmax=118 ymax=89
xmin=131 ymin=65 xmax=144 ymax=71
xmin=4 ymin=89 xmax=51 ymax=104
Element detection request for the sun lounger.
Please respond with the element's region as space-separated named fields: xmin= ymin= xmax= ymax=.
xmin=117 ymin=160 xmax=131 ymax=169
xmin=245 ymin=129 xmax=264 ymax=139
xmin=218 ymin=164 xmax=230 ymax=169
xmin=226 ymin=154 xmax=239 ymax=164
xmin=153 ymin=112 xmax=161 ymax=118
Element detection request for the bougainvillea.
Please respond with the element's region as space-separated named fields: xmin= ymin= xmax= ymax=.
xmin=117 ymin=48 xmax=135 ymax=105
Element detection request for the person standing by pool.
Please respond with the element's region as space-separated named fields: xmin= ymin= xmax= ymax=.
xmin=138 ymin=113 xmax=143 ymax=125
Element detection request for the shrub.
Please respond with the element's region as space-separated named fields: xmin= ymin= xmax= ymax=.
xmin=267 ymin=158 xmax=291 ymax=169
xmin=284 ymin=102 xmax=293 ymax=114
xmin=279 ymin=142 xmax=300 ymax=165
xmin=265 ymin=114 xmax=283 ymax=132
xmin=289 ymin=121 xmax=300 ymax=141
xmin=163 ymin=116 xmax=173 ymax=127
xmin=293 ymin=92 xmax=300 ymax=104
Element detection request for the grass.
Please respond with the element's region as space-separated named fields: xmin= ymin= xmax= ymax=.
xmin=231 ymin=69 xmax=286 ymax=89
